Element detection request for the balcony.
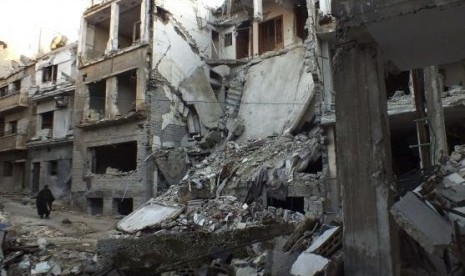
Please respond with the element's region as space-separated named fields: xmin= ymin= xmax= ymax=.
xmin=0 ymin=134 xmax=27 ymax=152
xmin=0 ymin=92 xmax=28 ymax=113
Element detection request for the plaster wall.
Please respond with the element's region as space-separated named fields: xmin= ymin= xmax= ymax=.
xmin=262 ymin=2 xmax=298 ymax=48
xmin=0 ymin=152 xmax=27 ymax=192
xmin=28 ymin=144 xmax=73 ymax=198
xmin=439 ymin=61 xmax=465 ymax=88
xmin=35 ymin=98 xmax=74 ymax=139
xmin=35 ymin=45 xmax=77 ymax=91
xmin=238 ymin=46 xmax=314 ymax=140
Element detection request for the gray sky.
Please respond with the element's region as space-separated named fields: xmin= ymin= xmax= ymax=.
xmin=0 ymin=0 xmax=91 ymax=58
xmin=0 ymin=0 xmax=224 ymax=59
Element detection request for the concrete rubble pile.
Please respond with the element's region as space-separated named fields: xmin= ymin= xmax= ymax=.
xmin=174 ymin=128 xmax=324 ymax=215
xmin=392 ymin=144 xmax=465 ymax=275
xmin=0 ymin=210 xmax=98 ymax=275
xmin=94 ymin=128 xmax=344 ymax=274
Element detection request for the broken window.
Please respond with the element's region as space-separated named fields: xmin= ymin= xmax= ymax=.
xmin=88 ymin=198 xmax=104 ymax=215
xmin=88 ymin=80 xmax=106 ymax=117
xmin=40 ymin=111 xmax=54 ymax=130
xmin=295 ymin=0 xmax=308 ymax=41
xmin=3 ymin=162 xmax=13 ymax=177
xmin=225 ymin=32 xmax=233 ymax=47
xmin=49 ymin=161 xmax=58 ymax=176
xmin=236 ymin=21 xmax=251 ymax=59
xmin=212 ymin=31 xmax=220 ymax=59
xmin=118 ymin=2 xmax=142 ymax=49
xmin=0 ymin=118 xmax=4 ymax=136
xmin=8 ymin=120 xmax=17 ymax=135
xmin=385 ymin=71 xmax=410 ymax=99
xmin=0 ymin=86 xmax=8 ymax=97
xmin=116 ymin=70 xmax=137 ymax=114
xmin=85 ymin=6 xmax=111 ymax=60
xmin=267 ymin=196 xmax=304 ymax=213
xmin=259 ymin=16 xmax=283 ymax=55
xmin=11 ymin=80 xmax=21 ymax=93
xmin=113 ymin=198 xmax=133 ymax=215
xmin=91 ymin=141 xmax=137 ymax=174
xmin=42 ymin=65 xmax=58 ymax=83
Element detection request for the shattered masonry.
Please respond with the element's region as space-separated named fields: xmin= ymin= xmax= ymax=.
xmin=1 ymin=0 xmax=465 ymax=274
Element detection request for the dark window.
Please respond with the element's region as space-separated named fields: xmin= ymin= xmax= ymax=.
xmin=0 ymin=118 xmax=4 ymax=136
xmin=42 ymin=65 xmax=58 ymax=83
xmin=12 ymin=80 xmax=21 ymax=93
xmin=91 ymin=141 xmax=137 ymax=174
xmin=225 ymin=32 xmax=233 ymax=47
xmin=259 ymin=16 xmax=283 ymax=54
xmin=41 ymin=111 xmax=54 ymax=130
xmin=9 ymin=121 xmax=17 ymax=134
xmin=49 ymin=161 xmax=58 ymax=176
xmin=3 ymin=162 xmax=13 ymax=177
xmin=0 ymin=86 xmax=8 ymax=97
xmin=236 ymin=22 xmax=251 ymax=59
xmin=267 ymin=196 xmax=304 ymax=213
xmin=113 ymin=198 xmax=133 ymax=215
xmin=88 ymin=198 xmax=104 ymax=215
xmin=295 ymin=1 xmax=308 ymax=40
xmin=88 ymin=80 xmax=106 ymax=117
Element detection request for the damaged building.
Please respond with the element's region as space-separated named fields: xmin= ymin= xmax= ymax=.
xmin=71 ymin=0 xmax=326 ymax=217
xmin=0 ymin=60 xmax=35 ymax=191
xmin=27 ymin=42 xmax=77 ymax=198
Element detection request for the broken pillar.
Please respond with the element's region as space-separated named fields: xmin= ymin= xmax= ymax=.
xmin=424 ymin=66 xmax=448 ymax=164
xmin=334 ymin=42 xmax=399 ymax=275
xmin=106 ymin=2 xmax=119 ymax=53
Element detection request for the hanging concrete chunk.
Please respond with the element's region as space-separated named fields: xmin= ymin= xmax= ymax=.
xmin=391 ymin=192 xmax=452 ymax=255
xmin=116 ymin=200 xmax=184 ymax=233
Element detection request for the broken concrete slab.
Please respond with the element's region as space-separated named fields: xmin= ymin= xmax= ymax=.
xmin=238 ymin=47 xmax=315 ymax=140
xmin=179 ymin=67 xmax=222 ymax=129
xmin=290 ymin=252 xmax=329 ymax=276
xmin=306 ymin=226 xmax=342 ymax=257
xmin=154 ymin=149 xmax=189 ymax=186
xmin=437 ymin=184 xmax=465 ymax=207
xmin=116 ymin=200 xmax=184 ymax=233
xmin=391 ymin=192 xmax=452 ymax=255
xmin=98 ymin=224 xmax=295 ymax=274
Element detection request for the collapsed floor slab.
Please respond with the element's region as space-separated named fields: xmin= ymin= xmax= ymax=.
xmin=97 ymin=224 xmax=294 ymax=273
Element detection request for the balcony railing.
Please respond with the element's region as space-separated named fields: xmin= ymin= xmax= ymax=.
xmin=0 ymin=133 xmax=27 ymax=152
xmin=0 ymin=92 xmax=28 ymax=113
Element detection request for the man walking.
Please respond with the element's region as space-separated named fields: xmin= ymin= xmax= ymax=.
xmin=36 ymin=185 xmax=55 ymax=219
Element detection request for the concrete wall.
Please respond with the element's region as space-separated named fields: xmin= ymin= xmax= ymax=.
xmin=0 ymin=152 xmax=27 ymax=192
xmin=35 ymin=44 xmax=77 ymax=91
xmin=439 ymin=61 xmax=465 ymax=88
xmin=262 ymin=2 xmax=298 ymax=48
xmin=238 ymin=46 xmax=315 ymax=140
xmin=28 ymin=144 xmax=73 ymax=198
xmin=151 ymin=0 xmax=219 ymax=148
xmin=34 ymin=98 xmax=74 ymax=139
xmin=71 ymin=121 xmax=148 ymax=214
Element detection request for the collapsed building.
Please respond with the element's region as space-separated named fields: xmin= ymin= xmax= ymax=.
xmin=0 ymin=59 xmax=35 ymax=191
xmin=27 ymin=42 xmax=77 ymax=198
xmin=1 ymin=0 xmax=465 ymax=274
xmin=70 ymin=0 xmax=326 ymax=218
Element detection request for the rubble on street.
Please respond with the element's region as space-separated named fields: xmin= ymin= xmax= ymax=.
xmin=392 ymin=144 xmax=465 ymax=275
xmin=95 ymin=129 xmax=345 ymax=275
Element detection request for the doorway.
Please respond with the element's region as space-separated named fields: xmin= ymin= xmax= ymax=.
xmin=32 ymin=162 xmax=40 ymax=192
